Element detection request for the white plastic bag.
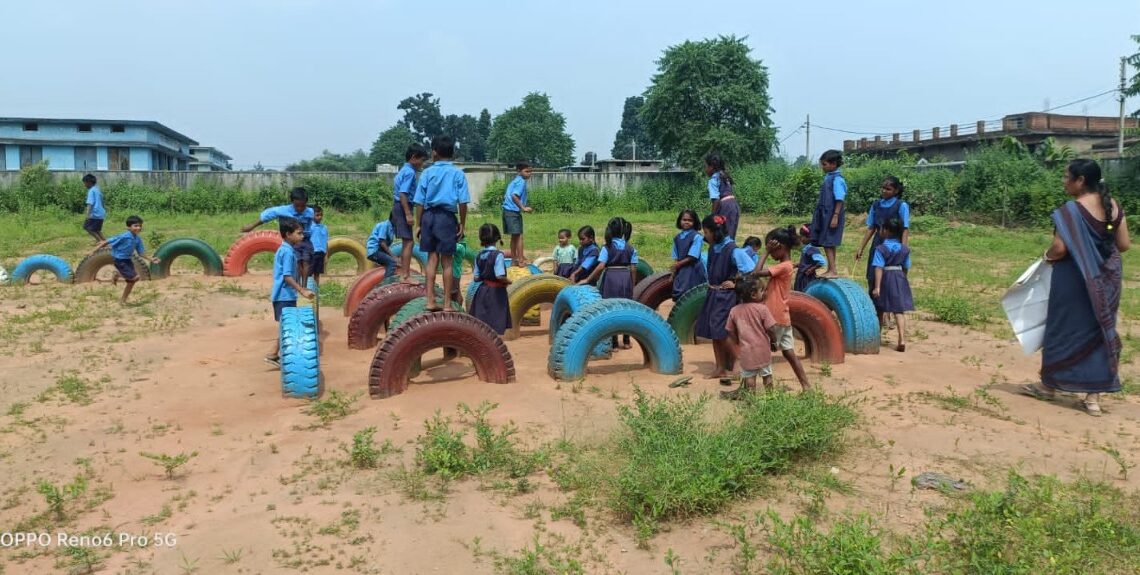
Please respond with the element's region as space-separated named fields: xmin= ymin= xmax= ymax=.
xmin=1001 ymin=258 xmax=1052 ymax=355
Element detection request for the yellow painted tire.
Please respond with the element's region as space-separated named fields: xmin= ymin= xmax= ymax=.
xmin=505 ymin=273 xmax=572 ymax=340
xmin=327 ymin=236 xmax=372 ymax=275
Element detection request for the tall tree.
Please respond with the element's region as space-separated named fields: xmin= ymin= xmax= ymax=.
xmin=641 ymin=35 xmax=776 ymax=167
xmin=473 ymin=109 xmax=493 ymax=162
xmin=488 ymin=93 xmax=575 ymax=168
xmin=397 ymin=93 xmax=444 ymax=146
xmin=583 ymin=151 xmax=597 ymax=166
xmin=443 ymin=113 xmax=481 ymax=160
xmin=370 ymin=123 xmax=417 ymax=167
xmin=1126 ymin=35 xmax=1140 ymax=156
xmin=610 ymin=96 xmax=658 ymax=159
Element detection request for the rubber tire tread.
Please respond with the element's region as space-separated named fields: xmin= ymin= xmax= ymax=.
xmin=223 ymin=231 xmax=282 ymax=277
xmin=804 ymin=278 xmax=881 ymax=354
xmin=343 ymin=267 xmax=388 ymax=316
xmin=787 ymin=292 xmax=846 ymax=364
xmin=369 ymin=311 xmax=515 ymax=398
xmin=326 ymin=236 xmax=371 ymax=275
xmin=632 ymin=271 xmax=674 ymax=311
xmin=666 ymin=283 xmax=709 ymax=344
xmin=547 ymin=299 xmax=683 ymax=381
xmin=548 ymin=285 xmax=613 ymax=358
xmin=150 ymin=238 xmax=223 ymax=278
xmin=635 ymin=259 xmax=654 ymax=284
xmin=280 ymin=307 xmax=320 ymax=398
xmin=390 ymin=296 xmax=464 ymax=330
xmin=11 ymin=254 xmax=73 ymax=284
xmin=347 ymin=282 xmax=441 ymax=349
xmin=74 ymin=248 xmax=151 ymax=283
xmin=505 ymin=273 xmax=572 ymax=340
xmin=532 ymin=256 xmax=556 ymax=274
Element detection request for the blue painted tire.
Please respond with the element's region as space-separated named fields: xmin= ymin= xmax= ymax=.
xmin=390 ymin=242 xmax=430 ymax=273
xmin=11 ymin=254 xmax=72 ymax=284
xmin=548 ymin=299 xmax=683 ymax=381
xmin=549 ymin=285 xmax=612 ymax=359
xmin=805 ymin=278 xmax=881 ymax=354
xmin=280 ymin=307 xmax=320 ymax=398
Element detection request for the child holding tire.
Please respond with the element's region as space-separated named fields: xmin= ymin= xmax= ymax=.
xmin=755 ymin=226 xmax=811 ymax=391
xmin=470 ymin=224 xmax=512 ymax=334
xmin=309 ymin=206 xmax=328 ymax=284
xmin=266 ymin=218 xmax=315 ymax=369
xmin=90 ymin=215 xmax=159 ymax=305
xmin=721 ymin=275 xmax=777 ymax=400
xmin=671 ymin=209 xmax=706 ymax=301
xmin=412 ymin=135 xmax=468 ymax=312
xmin=695 ymin=214 xmax=756 ymax=379
xmin=579 ymin=217 xmax=637 ymax=350
xmin=870 ymin=217 xmax=913 ymax=352
xmin=502 ymin=162 xmax=534 ymax=267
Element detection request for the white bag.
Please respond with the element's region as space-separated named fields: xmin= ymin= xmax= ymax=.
xmin=1001 ymin=258 xmax=1052 ymax=355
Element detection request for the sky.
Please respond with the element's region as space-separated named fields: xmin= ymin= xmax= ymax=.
xmin=1 ymin=1 xmax=1137 ymax=169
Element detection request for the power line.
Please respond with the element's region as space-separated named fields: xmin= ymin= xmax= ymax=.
xmin=778 ymin=126 xmax=802 ymax=144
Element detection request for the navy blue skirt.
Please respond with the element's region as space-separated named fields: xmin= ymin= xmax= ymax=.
xmin=715 ymin=198 xmax=740 ymax=241
xmin=555 ymin=263 xmax=575 ymax=278
xmin=471 ymin=283 xmax=511 ymax=334
xmin=672 ymin=261 xmax=706 ymax=300
xmin=875 ymin=269 xmax=914 ymax=313
xmin=695 ymin=288 xmax=735 ymax=340
xmin=600 ymin=267 xmax=633 ymax=299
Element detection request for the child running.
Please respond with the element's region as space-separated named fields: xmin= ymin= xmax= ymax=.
xmin=721 ymin=275 xmax=778 ymax=400
xmin=502 ymin=162 xmax=534 ymax=267
xmin=671 ymin=209 xmax=706 ymax=300
xmin=552 ymin=228 xmax=577 ymax=278
xmin=91 ymin=215 xmax=159 ymax=305
xmin=856 ymin=175 xmax=910 ymax=322
xmin=412 ymin=135 xmax=469 ymax=312
xmin=705 ymin=153 xmax=739 ymax=241
xmin=470 ymin=223 xmax=512 ymax=334
xmin=755 ymin=226 xmax=811 ymax=390
xmin=393 ymin=144 xmax=429 ymax=283
xmin=794 ymin=224 xmax=828 ymax=291
xmin=242 ymin=187 xmax=315 ymax=280
xmin=264 ymin=218 xmax=315 ymax=369
xmin=580 ymin=217 xmax=637 ymax=349
xmin=309 ymin=205 xmax=328 ymax=285
xmin=82 ymin=174 xmax=106 ymax=244
xmin=568 ymin=225 xmax=599 ymax=285
xmin=871 ymin=218 xmax=914 ymax=352
xmin=365 ymin=218 xmax=397 ymax=279
xmin=809 ymin=150 xmax=846 ymax=279
xmin=695 ymin=214 xmax=756 ymax=379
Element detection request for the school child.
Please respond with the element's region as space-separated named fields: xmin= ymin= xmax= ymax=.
xmin=90 ymin=215 xmax=159 ymax=305
xmin=705 ymin=153 xmax=740 ymax=241
xmin=809 ymin=150 xmax=846 ymax=279
xmin=721 ymin=275 xmax=778 ymax=400
xmin=393 ymin=143 xmax=429 ymax=283
xmin=470 ymin=224 xmax=512 ymax=334
xmin=856 ymin=176 xmax=910 ymax=319
xmin=580 ymin=217 xmax=637 ymax=350
xmin=366 ymin=218 xmax=397 ymax=279
xmin=242 ymin=187 xmax=315 ymax=279
xmin=309 ymin=205 xmax=329 ymax=285
xmin=695 ymin=215 xmax=756 ymax=379
xmin=871 ymin=218 xmax=914 ymax=352
xmin=82 ymin=174 xmax=106 ymax=243
xmin=264 ymin=218 xmax=315 ymax=368
xmin=412 ymin=135 xmax=469 ymax=312
xmin=794 ymin=224 xmax=828 ymax=292
xmin=568 ymin=225 xmax=599 ymax=285
xmin=742 ymin=236 xmax=763 ymax=265
xmin=671 ymin=209 xmax=706 ymax=300
xmin=755 ymin=227 xmax=811 ymax=390
xmin=502 ymin=162 xmax=534 ymax=267
xmin=552 ymin=228 xmax=578 ymax=278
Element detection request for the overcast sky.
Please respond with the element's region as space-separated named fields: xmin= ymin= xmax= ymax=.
xmin=2 ymin=1 xmax=1136 ymax=169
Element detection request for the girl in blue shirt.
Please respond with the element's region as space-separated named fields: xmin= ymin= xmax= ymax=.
xmin=706 ymin=153 xmax=740 ymax=242
xmin=695 ymin=214 xmax=756 ymax=379
xmin=580 ymin=217 xmax=637 ymax=350
xmin=871 ymin=218 xmax=914 ymax=352
xmin=470 ymin=224 xmax=512 ymax=335
xmin=671 ymin=209 xmax=706 ymax=300
xmin=856 ymin=176 xmax=911 ymax=318
xmin=568 ymin=226 xmax=599 ymax=286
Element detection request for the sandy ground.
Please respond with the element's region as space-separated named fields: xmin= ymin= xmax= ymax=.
xmin=0 ymin=273 xmax=1138 ymax=575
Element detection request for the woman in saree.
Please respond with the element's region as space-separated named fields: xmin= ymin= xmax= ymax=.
xmin=1022 ymin=159 xmax=1131 ymax=416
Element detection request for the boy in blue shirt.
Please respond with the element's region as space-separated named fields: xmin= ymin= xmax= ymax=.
xmin=82 ymin=174 xmax=106 ymax=243
xmin=242 ymin=187 xmax=315 ymax=280
xmin=265 ymin=218 xmax=315 ymax=369
xmin=308 ymin=205 xmax=329 ymax=284
xmin=90 ymin=215 xmax=160 ymax=304
xmin=413 ymin=135 xmax=469 ymax=312
xmin=392 ymin=143 xmax=429 ymax=283
xmin=501 ymin=162 xmax=534 ymax=267
xmin=366 ymin=219 xmax=397 ymax=279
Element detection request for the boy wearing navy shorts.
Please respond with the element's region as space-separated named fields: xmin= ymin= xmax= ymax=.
xmin=501 ymin=162 xmax=533 ymax=267
xmin=242 ymin=187 xmax=315 ymax=280
xmin=412 ymin=135 xmax=469 ymax=311
xmin=393 ymin=143 xmax=429 ymax=282
xmin=82 ymin=174 xmax=106 ymax=243
xmin=265 ymin=218 xmax=315 ymax=369
xmin=308 ymin=205 xmax=328 ymax=284
xmin=90 ymin=215 xmax=159 ymax=304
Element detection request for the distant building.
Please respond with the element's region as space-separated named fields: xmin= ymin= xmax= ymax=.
xmin=594 ymin=159 xmax=667 ymax=173
xmin=0 ymin=117 xmax=198 ymax=171
xmin=844 ymin=112 xmax=1139 ymax=161
xmin=189 ymin=146 xmax=233 ymax=171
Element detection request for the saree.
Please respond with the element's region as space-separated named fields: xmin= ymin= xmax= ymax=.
xmin=1041 ymin=201 xmax=1123 ymax=393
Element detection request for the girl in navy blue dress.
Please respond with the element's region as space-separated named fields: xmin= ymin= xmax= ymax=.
xmin=470 ymin=223 xmax=512 ymax=335
xmin=871 ymin=218 xmax=914 ymax=352
xmin=705 ymin=153 xmax=740 ymax=242
xmin=695 ymin=214 xmax=757 ymax=379
xmin=581 ymin=217 xmax=637 ymax=349
xmin=671 ymin=209 xmax=706 ymax=300
xmin=568 ymin=225 xmax=599 ymax=286
xmin=809 ymin=149 xmax=847 ymax=279
xmin=856 ymin=176 xmax=910 ymax=321
xmin=794 ymin=224 xmax=827 ymax=292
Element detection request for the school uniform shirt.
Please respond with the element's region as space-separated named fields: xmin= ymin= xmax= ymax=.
xmin=86 ymin=185 xmax=106 ymax=219
xmin=865 ymin=197 xmax=910 ymax=228
xmin=270 ymin=243 xmax=299 ymax=302
xmin=831 ymin=171 xmax=848 ymax=202
xmin=707 ymin=238 xmax=757 ymax=275
xmin=553 ymin=244 xmax=577 ymax=264
xmin=366 ymin=221 xmax=395 ymax=256
xmin=309 ymin=223 xmax=329 ymax=253
xmin=671 ymin=230 xmax=704 ymax=260
xmin=259 ymin=205 xmax=315 ymax=237
xmin=598 ymin=238 xmax=639 ymax=265
xmin=577 ymin=243 xmax=598 ymax=270
xmin=743 ymin=246 xmax=761 ymax=265
xmin=708 ymin=172 xmax=722 ymax=200
xmin=803 ymin=246 xmax=828 ymax=267
xmin=871 ymin=239 xmax=912 ymax=269
xmin=501 ymin=175 xmax=528 ymax=212
xmin=107 ymin=231 xmax=144 ymax=260
xmin=393 ymin=162 xmax=417 ymax=203
xmin=413 ymin=161 xmax=470 ymax=211
xmin=472 ymin=247 xmax=507 ymax=280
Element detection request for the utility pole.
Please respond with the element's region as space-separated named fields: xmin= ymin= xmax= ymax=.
xmin=805 ymin=114 xmax=811 ymax=161
xmin=1120 ymin=56 xmax=1128 ymax=156
xmin=629 ymin=139 xmax=638 ymax=161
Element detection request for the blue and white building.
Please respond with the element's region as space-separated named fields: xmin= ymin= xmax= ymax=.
xmin=0 ymin=117 xmax=220 ymax=171
xmin=189 ymin=146 xmax=233 ymax=171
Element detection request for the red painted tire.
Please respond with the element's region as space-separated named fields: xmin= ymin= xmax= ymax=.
xmin=343 ymin=267 xmax=388 ymax=317
xmin=223 ymin=231 xmax=282 ymax=277
xmin=368 ymin=311 xmax=515 ymax=398
xmin=347 ymin=282 xmax=438 ymax=350
xmin=788 ymin=292 xmax=845 ymax=364
xmin=632 ymin=271 xmax=674 ymax=311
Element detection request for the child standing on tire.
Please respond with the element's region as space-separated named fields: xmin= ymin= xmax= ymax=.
xmin=809 ymin=150 xmax=846 ymax=279
xmin=413 ymin=135 xmax=468 ymax=312
xmin=266 ymin=218 xmax=315 ymax=369
xmin=470 ymin=224 xmax=512 ymax=335
xmin=794 ymin=224 xmax=828 ymax=292
xmin=502 ymin=162 xmax=534 ymax=267
xmin=695 ymin=215 xmax=756 ymax=379
xmin=706 ymin=153 xmax=739 ymax=241
xmin=721 ymin=276 xmax=777 ymax=400
xmin=552 ymin=228 xmax=577 ymax=278
xmin=90 ymin=215 xmax=159 ymax=305
xmin=568 ymin=225 xmax=599 ymax=286
xmin=671 ymin=209 xmax=706 ymax=301
xmin=579 ymin=217 xmax=637 ymax=350
xmin=366 ymin=218 xmax=397 ymax=279
xmin=393 ymin=144 xmax=429 ymax=283
xmin=242 ymin=187 xmax=315 ymax=280
xmin=308 ymin=206 xmax=328 ymax=285
xmin=755 ymin=226 xmax=811 ymax=390
xmin=82 ymin=174 xmax=106 ymax=244
xmin=871 ymin=218 xmax=914 ymax=352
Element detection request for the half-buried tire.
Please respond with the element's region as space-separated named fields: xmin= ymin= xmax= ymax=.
xmin=632 ymin=271 xmax=674 ymax=311
xmin=347 ymin=282 xmax=442 ymax=349
xmin=667 ymin=284 xmax=709 ymax=344
xmin=805 ymin=278 xmax=881 ymax=354
xmin=344 ymin=267 xmax=387 ymax=316
xmin=280 ymin=307 xmax=320 ymax=398
xmin=369 ymin=311 xmax=515 ymax=398
xmin=505 ymin=274 xmax=571 ymax=340
xmin=150 ymin=238 xmax=223 ymax=278
xmin=787 ymin=292 xmax=845 ymax=364
xmin=327 ymin=236 xmax=371 ymax=275
xmin=11 ymin=254 xmax=73 ymax=284
xmin=635 ymin=259 xmax=654 ymax=284
xmin=548 ymin=299 xmax=683 ymax=381
xmin=223 ymin=231 xmax=282 ymax=277
xmin=74 ymin=247 xmax=151 ymax=283
xmin=549 ymin=285 xmax=612 ymax=359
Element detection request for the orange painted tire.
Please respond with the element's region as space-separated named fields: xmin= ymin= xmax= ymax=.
xmin=222 ymin=231 xmax=282 ymax=277
xmin=343 ymin=267 xmax=388 ymax=317
xmin=788 ymin=292 xmax=845 ymax=364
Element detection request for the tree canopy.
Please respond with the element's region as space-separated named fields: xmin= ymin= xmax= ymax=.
xmin=370 ymin=123 xmax=417 ymax=167
xmin=610 ymin=96 xmax=658 ymax=160
xmin=488 ymin=93 xmax=575 ymax=168
xmin=286 ymin=149 xmax=373 ymax=172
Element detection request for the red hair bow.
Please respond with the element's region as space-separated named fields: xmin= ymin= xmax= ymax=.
xmin=713 ymin=215 xmax=726 ymax=225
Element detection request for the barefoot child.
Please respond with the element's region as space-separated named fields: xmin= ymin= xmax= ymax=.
xmin=856 ymin=176 xmax=910 ymax=323
xmin=721 ymin=275 xmax=777 ymax=400
xmin=871 ymin=218 xmax=914 ymax=352
xmin=242 ymin=187 xmax=315 ymax=280
xmin=308 ymin=206 xmax=328 ymax=285
xmin=809 ymin=150 xmax=846 ymax=278
xmin=470 ymin=224 xmax=512 ymax=334
xmin=91 ymin=215 xmax=159 ymax=304
xmin=265 ymin=218 xmax=315 ymax=368
xmin=393 ymin=144 xmax=429 ymax=283
xmin=552 ymin=229 xmax=577 ymax=278
xmin=412 ymin=135 xmax=468 ymax=311
xmin=671 ymin=209 xmax=706 ymax=300
xmin=502 ymin=162 xmax=534 ymax=267
xmin=695 ymin=215 xmax=756 ymax=379
xmin=794 ymin=224 xmax=827 ymax=291
xmin=580 ymin=217 xmax=637 ymax=349
xmin=82 ymin=174 xmax=106 ymax=244
xmin=366 ymin=218 xmax=397 ymax=279
xmin=755 ymin=226 xmax=811 ymax=390
xmin=568 ymin=225 xmax=599 ymax=285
